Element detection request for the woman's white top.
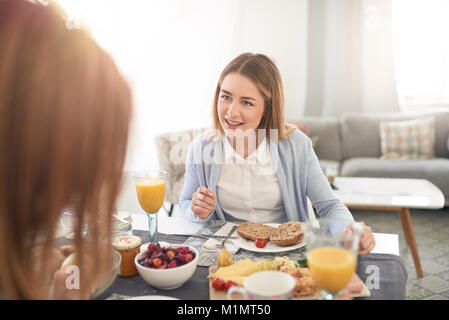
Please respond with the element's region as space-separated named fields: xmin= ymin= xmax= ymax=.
xmin=216 ymin=137 xmax=286 ymax=223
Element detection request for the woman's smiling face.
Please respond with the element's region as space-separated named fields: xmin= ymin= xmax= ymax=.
xmin=217 ymin=72 xmax=265 ymax=134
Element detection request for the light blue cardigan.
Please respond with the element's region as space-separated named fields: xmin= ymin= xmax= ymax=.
xmin=179 ymin=129 xmax=354 ymax=235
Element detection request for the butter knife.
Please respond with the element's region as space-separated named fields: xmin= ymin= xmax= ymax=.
xmin=217 ymin=225 xmax=238 ymax=248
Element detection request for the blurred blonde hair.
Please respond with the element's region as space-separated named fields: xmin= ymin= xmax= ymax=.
xmin=0 ymin=0 xmax=132 ymax=299
xmin=211 ymin=52 xmax=296 ymax=141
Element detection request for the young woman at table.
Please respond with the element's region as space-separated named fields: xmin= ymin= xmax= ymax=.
xmin=179 ymin=52 xmax=375 ymax=255
xmin=0 ymin=0 xmax=132 ymax=299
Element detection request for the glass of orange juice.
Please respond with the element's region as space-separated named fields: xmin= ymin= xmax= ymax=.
xmin=304 ymin=218 xmax=363 ymax=300
xmin=133 ymin=170 xmax=167 ymax=243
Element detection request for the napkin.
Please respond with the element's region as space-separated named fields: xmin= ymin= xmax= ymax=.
xmin=201 ymin=222 xmax=240 ymax=254
xmin=131 ymin=213 xmax=204 ymax=235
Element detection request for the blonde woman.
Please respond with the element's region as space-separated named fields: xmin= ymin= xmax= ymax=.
xmin=0 ymin=0 xmax=132 ymax=298
xmin=179 ymin=53 xmax=375 ymax=255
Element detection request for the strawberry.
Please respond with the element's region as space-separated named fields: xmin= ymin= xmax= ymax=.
xmin=212 ymin=278 xmax=225 ymax=291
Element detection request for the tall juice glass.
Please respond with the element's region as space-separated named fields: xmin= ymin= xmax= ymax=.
xmin=134 ymin=170 xmax=167 ymax=243
xmin=303 ymin=218 xmax=363 ymax=300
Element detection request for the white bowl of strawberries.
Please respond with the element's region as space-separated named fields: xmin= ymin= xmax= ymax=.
xmin=135 ymin=243 xmax=199 ymax=290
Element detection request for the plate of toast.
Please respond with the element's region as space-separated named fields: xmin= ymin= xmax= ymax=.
xmin=232 ymin=221 xmax=306 ymax=253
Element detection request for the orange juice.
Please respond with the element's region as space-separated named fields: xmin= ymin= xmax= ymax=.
xmin=307 ymin=247 xmax=356 ymax=293
xmin=136 ymin=178 xmax=165 ymax=213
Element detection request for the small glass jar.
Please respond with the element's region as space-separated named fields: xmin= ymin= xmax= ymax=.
xmin=112 ymin=235 xmax=141 ymax=277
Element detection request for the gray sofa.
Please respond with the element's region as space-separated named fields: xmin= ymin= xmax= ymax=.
xmin=295 ymin=111 xmax=449 ymax=206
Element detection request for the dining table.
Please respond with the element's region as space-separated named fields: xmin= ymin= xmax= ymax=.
xmin=92 ymin=215 xmax=408 ymax=300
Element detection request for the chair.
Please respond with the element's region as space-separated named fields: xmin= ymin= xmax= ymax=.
xmin=155 ymin=128 xmax=208 ymax=216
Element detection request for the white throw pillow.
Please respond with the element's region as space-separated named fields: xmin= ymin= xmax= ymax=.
xmin=379 ymin=117 xmax=435 ymax=160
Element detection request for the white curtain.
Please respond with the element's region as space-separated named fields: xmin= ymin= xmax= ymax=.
xmin=305 ymin=0 xmax=399 ymax=117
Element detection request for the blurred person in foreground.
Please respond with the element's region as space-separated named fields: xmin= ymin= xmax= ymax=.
xmin=0 ymin=0 xmax=132 ymax=299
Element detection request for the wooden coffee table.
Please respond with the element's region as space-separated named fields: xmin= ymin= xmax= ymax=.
xmin=333 ymin=177 xmax=445 ymax=278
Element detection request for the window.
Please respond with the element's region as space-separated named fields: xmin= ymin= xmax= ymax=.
xmin=392 ymin=0 xmax=449 ymax=108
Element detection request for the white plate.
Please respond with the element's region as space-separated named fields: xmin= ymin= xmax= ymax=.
xmin=231 ymin=223 xmax=306 ymax=253
xmin=126 ymin=295 xmax=179 ymax=300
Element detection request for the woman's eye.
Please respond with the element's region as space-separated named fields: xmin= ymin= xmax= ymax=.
xmin=220 ymin=95 xmax=231 ymax=101
xmin=242 ymin=100 xmax=253 ymax=106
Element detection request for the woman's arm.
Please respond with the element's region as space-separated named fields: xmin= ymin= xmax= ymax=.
xmin=304 ymin=137 xmax=376 ymax=254
xmin=178 ymin=141 xmax=214 ymax=223
xmin=304 ymin=137 xmax=354 ymax=236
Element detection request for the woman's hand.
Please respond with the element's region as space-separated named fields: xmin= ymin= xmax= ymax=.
xmin=339 ymin=221 xmax=376 ymax=256
xmin=191 ymin=186 xmax=216 ymax=219
xmin=357 ymin=221 xmax=375 ymax=256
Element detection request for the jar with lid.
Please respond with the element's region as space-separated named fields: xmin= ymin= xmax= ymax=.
xmin=112 ymin=235 xmax=141 ymax=277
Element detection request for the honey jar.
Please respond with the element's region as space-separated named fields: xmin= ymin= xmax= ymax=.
xmin=113 ymin=235 xmax=141 ymax=277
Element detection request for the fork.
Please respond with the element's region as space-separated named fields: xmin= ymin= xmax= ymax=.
xmin=215 ymin=225 xmax=238 ymax=249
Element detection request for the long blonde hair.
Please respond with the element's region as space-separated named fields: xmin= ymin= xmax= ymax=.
xmin=0 ymin=0 xmax=132 ymax=299
xmin=211 ymin=53 xmax=296 ymax=141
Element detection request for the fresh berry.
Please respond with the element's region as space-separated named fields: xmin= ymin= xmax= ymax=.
xmin=223 ymin=280 xmax=237 ymax=292
xmin=147 ymin=243 xmax=157 ymax=252
xmin=212 ymin=278 xmax=225 ymax=291
xmin=181 ymin=247 xmax=190 ymax=254
xmin=152 ymin=258 xmax=162 ymax=268
xmin=138 ymin=245 xmax=195 ymax=269
xmin=255 ymin=238 xmax=267 ymax=248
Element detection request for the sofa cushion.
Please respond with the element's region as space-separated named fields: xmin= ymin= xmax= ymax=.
xmin=379 ymin=117 xmax=435 ymax=159
xmin=289 ymin=121 xmax=311 ymax=136
xmin=341 ymin=157 xmax=449 ymax=205
xmin=294 ymin=117 xmax=342 ymax=161
xmin=289 ymin=122 xmax=318 ymax=148
xmin=340 ymin=111 xmax=449 ymax=160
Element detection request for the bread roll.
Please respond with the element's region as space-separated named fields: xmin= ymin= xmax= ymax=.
xmin=31 ymin=245 xmax=66 ymax=294
xmin=237 ymin=222 xmax=277 ymax=241
xmin=31 ymin=245 xmax=66 ymax=275
xmin=270 ymin=221 xmax=304 ymax=246
xmin=59 ymin=245 xmax=77 ymax=257
xmin=60 ymin=252 xmax=95 ymax=271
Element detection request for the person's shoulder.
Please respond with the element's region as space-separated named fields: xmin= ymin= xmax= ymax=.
xmin=283 ymin=128 xmax=311 ymax=147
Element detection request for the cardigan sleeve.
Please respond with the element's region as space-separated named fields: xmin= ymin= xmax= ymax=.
xmin=304 ymin=136 xmax=355 ymax=236
xmin=178 ymin=139 xmax=214 ymax=223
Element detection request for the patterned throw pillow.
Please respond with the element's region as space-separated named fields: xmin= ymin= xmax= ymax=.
xmin=289 ymin=122 xmax=319 ymax=148
xmin=380 ymin=117 xmax=435 ymax=160
xmin=290 ymin=121 xmax=311 ymax=136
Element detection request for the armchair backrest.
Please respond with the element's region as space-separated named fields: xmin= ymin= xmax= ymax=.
xmin=155 ymin=128 xmax=208 ymax=204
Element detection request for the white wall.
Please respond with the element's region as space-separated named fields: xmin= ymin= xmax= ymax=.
xmin=229 ymin=0 xmax=308 ymax=120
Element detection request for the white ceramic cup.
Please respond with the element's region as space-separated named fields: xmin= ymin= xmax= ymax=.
xmin=226 ymin=271 xmax=295 ymax=300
